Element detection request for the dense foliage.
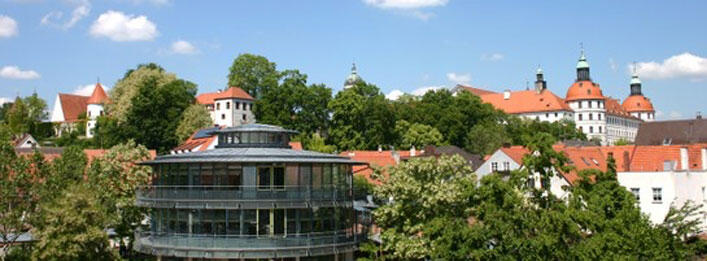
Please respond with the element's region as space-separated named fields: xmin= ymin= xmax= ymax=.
xmin=370 ymin=135 xmax=705 ymax=260
xmin=176 ymin=103 xmax=213 ymax=141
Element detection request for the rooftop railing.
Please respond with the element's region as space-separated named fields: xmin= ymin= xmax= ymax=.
xmin=134 ymin=229 xmax=365 ymax=257
xmin=136 ymin=185 xmax=353 ymax=203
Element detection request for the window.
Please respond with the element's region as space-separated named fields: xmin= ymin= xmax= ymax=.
xmin=221 ymin=114 xmax=225 ymax=120
xmin=598 ymin=113 xmax=602 ymax=121
xmin=579 ymin=126 xmax=583 ymax=132
xmin=589 ymin=126 xmax=593 ymax=133
xmin=554 ymin=112 xmax=558 ymax=117
xmin=588 ymin=101 xmax=592 ymax=108
xmin=545 ymin=113 xmax=549 ymax=118
xmin=226 ymin=102 xmax=230 ymax=109
xmin=589 ymin=113 xmax=593 ymax=120
xmin=258 ymin=166 xmax=285 ymax=190
xmin=527 ymin=177 xmax=535 ymax=188
xmin=244 ymin=103 xmax=248 ymax=111
xmin=652 ymin=188 xmax=662 ymax=202
xmin=216 ymin=102 xmax=220 ymax=110
xmin=242 ymin=114 xmax=247 ymax=121
xmin=578 ymin=102 xmax=582 ymax=109
xmin=491 ymin=162 xmax=498 ymax=172
xmin=579 ymin=114 xmax=583 ymax=121
xmin=236 ymin=102 xmax=240 ymax=109
xmin=88 ymin=111 xmax=91 ymax=117
xmin=503 ymin=161 xmax=510 ymax=171
xmin=631 ymin=188 xmax=640 ymax=201
xmin=598 ymin=126 xmax=602 ymax=133
xmin=663 ymin=160 xmax=674 ymax=171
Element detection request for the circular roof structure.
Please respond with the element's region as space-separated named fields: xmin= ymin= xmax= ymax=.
xmin=622 ymin=95 xmax=655 ymax=112
xmin=565 ymin=81 xmax=605 ymax=101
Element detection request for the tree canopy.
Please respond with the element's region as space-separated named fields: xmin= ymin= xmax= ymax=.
xmin=176 ymin=103 xmax=213 ymax=142
xmin=227 ymin=53 xmax=279 ymax=98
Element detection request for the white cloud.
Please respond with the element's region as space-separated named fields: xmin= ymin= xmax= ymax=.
xmin=635 ymin=52 xmax=707 ymax=80
xmin=0 ymin=66 xmax=40 ymax=80
xmin=409 ymin=10 xmax=434 ymax=21
xmin=0 ymin=97 xmax=12 ymax=105
xmin=73 ymin=83 xmax=110 ymax=96
xmin=170 ymin=40 xmax=198 ymax=55
xmin=386 ymin=85 xmax=446 ymax=100
xmin=386 ymin=90 xmax=404 ymax=100
xmin=0 ymin=15 xmax=18 ymax=38
xmin=411 ymin=85 xmax=444 ymax=96
xmin=41 ymin=3 xmax=90 ymax=30
xmin=363 ymin=0 xmax=448 ymax=9
xmin=481 ymin=53 xmax=504 ymax=62
xmin=446 ymin=72 xmax=471 ymax=84
xmin=89 ymin=10 xmax=158 ymax=42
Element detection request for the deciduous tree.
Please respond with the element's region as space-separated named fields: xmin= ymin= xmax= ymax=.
xmin=176 ymin=104 xmax=213 ymax=142
xmin=227 ymin=53 xmax=279 ymax=98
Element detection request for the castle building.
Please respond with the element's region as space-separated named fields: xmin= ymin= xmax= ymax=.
xmin=454 ymin=51 xmax=655 ymax=145
xmin=196 ymin=86 xmax=256 ymax=127
xmin=134 ymin=124 xmax=366 ymax=260
xmin=343 ymin=63 xmax=363 ymax=89
xmin=50 ymin=83 xmax=109 ymax=137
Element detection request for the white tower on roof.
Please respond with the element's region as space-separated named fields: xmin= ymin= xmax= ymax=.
xmin=565 ymin=48 xmax=608 ymax=144
xmin=86 ymin=82 xmax=108 ymax=138
xmin=343 ymin=63 xmax=362 ymax=89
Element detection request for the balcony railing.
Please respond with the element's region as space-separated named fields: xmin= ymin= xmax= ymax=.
xmin=134 ymin=229 xmax=365 ymax=258
xmin=136 ymin=185 xmax=353 ymax=203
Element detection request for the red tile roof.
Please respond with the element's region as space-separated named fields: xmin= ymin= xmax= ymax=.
xmin=196 ymin=87 xmax=253 ymax=105
xmin=622 ymin=95 xmax=655 ymax=113
xmin=339 ymin=150 xmax=412 ymax=184
xmin=628 ymin=144 xmax=706 ymax=172
xmin=478 ymin=89 xmax=571 ymax=114
xmin=58 ymin=93 xmax=89 ymax=122
xmin=86 ymin=83 xmax=109 ymax=104
xmin=498 ymin=145 xmax=606 ymax=184
xmin=565 ymin=81 xmax=605 ymax=102
xmin=605 ymin=97 xmax=639 ymax=119
xmin=599 ymin=145 xmax=636 ymax=172
xmin=290 ymin=141 xmax=303 ymax=151
xmin=455 ymin=84 xmax=497 ymax=96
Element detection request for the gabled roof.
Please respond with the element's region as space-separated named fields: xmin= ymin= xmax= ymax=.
xmin=628 ymin=144 xmax=706 ymax=172
xmin=454 ymin=84 xmax=497 ymax=96
xmin=478 ymin=89 xmax=572 ymax=114
xmin=196 ymin=86 xmax=253 ymax=105
xmin=496 ymin=145 xmax=606 ymax=184
xmin=339 ymin=150 xmax=412 ymax=184
xmin=605 ymin=97 xmax=639 ymax=119
xmin=86 ymin=83 xmax=109 ymax=104
xmin=635 ymin=118 xmax=707 ymax=145
xmin=57 ymin=93 xmax=89 ymax=122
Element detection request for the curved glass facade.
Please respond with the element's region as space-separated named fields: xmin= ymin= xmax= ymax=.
xmin=134 ymin=124 xmax=364 ymax=260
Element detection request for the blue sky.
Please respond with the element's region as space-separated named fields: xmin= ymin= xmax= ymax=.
xmin=1 ymin=0 xmax=705 ymax=120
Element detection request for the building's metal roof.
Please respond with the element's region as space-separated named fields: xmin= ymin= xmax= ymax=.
xmin=214 ymin=123 xmax=299 ymax=134
xmin=145 ymin=147 xmax=364 ymax=164
xmin=193 ymin=126 xmax=222 ymax=139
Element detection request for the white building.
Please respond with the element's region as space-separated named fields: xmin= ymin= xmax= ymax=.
xmin=479 ymin=142 xmax=707 ymax=230
xmin=454 ymin=51 xmax=654 ymax=145
xmin=50 ymin=83 xmax=109 ymax=137
xmin=195 ymin=86 xmax=255 ymax=127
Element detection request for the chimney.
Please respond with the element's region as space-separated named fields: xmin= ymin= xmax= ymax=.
xmin=697 ymin=111 xmax=703 ymax=119
xmin=503 ymin=90 xmax=511 ymax=100
xmin=623 ymin=151 xmax=631 ymax=172
xmin=680 ymin=147 xmax=689 ymax=171
xmin=392 ymin=150 xmax=400 ymax=164
xmin=378 ymin=145 xmax=382 ymax=152
xmin=410 ymin=145 xmax=416 ymax=157
xmin=702 ymin=148 xmax=706 ymax=171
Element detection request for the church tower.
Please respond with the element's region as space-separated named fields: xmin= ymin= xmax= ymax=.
xmin=576 ymin=49 xmax=591 ymax=81
xmin=622 ymin=66 xmax=655 ymax=121
xmin=343 ymin=63 xmax=362 ymax=89
xmin=86 ymin=82 xmax=109 ymax=138
xmin=534 ymin=66 xmax=547 ymax=93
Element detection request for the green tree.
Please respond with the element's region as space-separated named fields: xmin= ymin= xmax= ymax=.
xmin=301 ymin=132 xmax=336 ymax=153
xmin=372 ymin=155 xmax=476 ymax=259
xmin=464 ymin=120 xmax=511 ymax=156
xmin=329 ymin=82 xmax=396 ymax=150
xmin=0 ymin=125 xmax=34 ymax=260
xmin=613 ymin=138 xmax=632 ymax=146
xmin=254 ymin=70 xmax=332 ymax=134
xmin=176 ymin=104 xmax=213 ymax=142
xmin=97 ymin=64 xmax=197 ymax=153
xmin=31 ymin=184 xmax=119 ymax=261
xmin=44 ymin=145 xmax=88 ymax=196
xmin=227 ymin=53 xmax=279 ymax=98
xmin=6 ymin=97 xmax=30 ymax=134
xmin=107 ymin=63 xmax=178 ymax=123
xmin=87 ymin=140 xmax=152 ymax=254
xmin=395 ymin=120 xmax=443 ymax=150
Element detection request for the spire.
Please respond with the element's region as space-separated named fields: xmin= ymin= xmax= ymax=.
xmin=576 ymin=45 xmax=591 ymax=81
xmin=630 ymin=62 xmax=642 ymax=96
xmin=351 ymin=62 xmax=357 ymax=75
xmin=534 ymin=65 xmax=547 ymax=93
xmin=344 ymin=62 xmax=363 ymax=89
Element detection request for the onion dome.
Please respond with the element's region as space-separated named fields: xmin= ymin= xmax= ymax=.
xmin=87 ymin=83 xmax=109 ymax=104
xmin=343 ymin=63 xmax=362 ymax=89
xmin=565 ymin=81 xmax=605 ymax=102
xmin=622 ymin=95 xmax=654 ymax=112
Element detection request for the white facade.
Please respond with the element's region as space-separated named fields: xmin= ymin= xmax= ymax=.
xmin=86 ymin=103 xmax=104 ymax=138
xmin=568 ymin=99 xmax=608 ymax=143
xmin=211 ymin=98 xmax=255 ymax=127
xmin=631 ymin=111 xmax=655 ymax=122
xmin=605 ymin=115 xmax=641 ymax=145
xmin=517 ymin=110 xmax=574 ymax=123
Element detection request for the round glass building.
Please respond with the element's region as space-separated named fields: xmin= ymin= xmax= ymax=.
xmin=134 ymin=124 xmax=366 ymax=260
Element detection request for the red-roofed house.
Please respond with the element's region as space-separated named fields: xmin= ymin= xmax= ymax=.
xmin=50 ymin=83 xmax=108 ymax=137
xmin=195 ymin=87 xmax=255 ymax=127
xmin=339 ymin=149 xmax=415 ymax=184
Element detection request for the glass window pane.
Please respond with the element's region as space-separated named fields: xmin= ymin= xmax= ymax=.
xmin=323 ymin=164 xmax=332 ymax=188
xmin=201 ymin=163 xmax=213 ymax=187
xmin=227 ymin=210 xmax=240 ymax=235
xmin=258 ymin=167 xmax=272 ymax=190
xmin=227 ymin=164 xmax=242 ymax=189
xmin=287 ymin=209 xmax=297 ymax=235
xmin=299 ymin=209 xmax=312 ymax=233
xmin=274 ymin=167 xmax=285 ymax=189
xmin=312 ymin=164 xmax=322 ymax=189
xmin=299 ymin=165 xmax=312 ymax=187
xmin=214 ymin=210 xmax=226 ymax=235
xmin=274 ymin=209 xmax=285 ymax=235
xmin=286 ymin=164 xmax=298 ymax=186
xmin=243 ymin=210 xmax=257 ymax=235
xmin=258 ymin=209 xmax=270 ymax=236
